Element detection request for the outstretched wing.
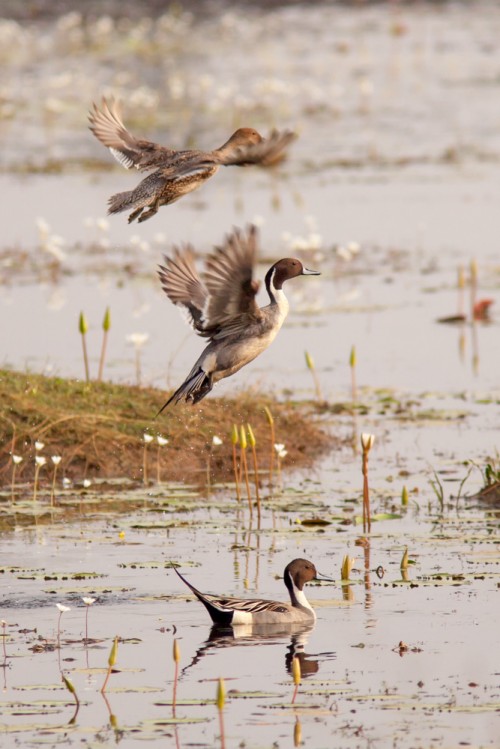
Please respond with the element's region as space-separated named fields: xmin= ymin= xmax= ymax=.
xmin=88 ymin=97 xmax=177 ymax=171
xmin=158 ymin=245 xmax=208 ymax=333
xmin=202 ymin=225 xmax=263 ymax=337
xmin=218 ymin=128 xmax=297 ymax=167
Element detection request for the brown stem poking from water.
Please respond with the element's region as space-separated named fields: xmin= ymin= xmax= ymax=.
xmin=239 ymin=426 xmax=252 ymax=519
xmin=172 ymin=639 xmax=180 ymax=717
xmin=264 ymin=407 xmax=275 ymax=488
xmin=350 ymin=345 xmax=357 ymax=403
xmin=361 ymin=433 xmax=374 ymax=533
xmin=231 ymin=424 xmax=241 ymax=503
xmin=247 ymin=424 xmax=261 ymax=526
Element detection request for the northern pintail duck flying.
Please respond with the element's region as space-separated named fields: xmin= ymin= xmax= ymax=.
xmin=88 ymin=97 xmax=297 ymax=223
xmin=157 ymin=226 xmax=320 ymax=411
xmin=174 ymin=558 xmax=333 ymax=626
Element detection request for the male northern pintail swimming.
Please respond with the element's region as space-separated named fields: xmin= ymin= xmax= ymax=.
xmin=174 ymin=558 xmax=333 ymax=626
xmin=88 ymin=97 xmax=297 ymax=223
xmin=157 ymin=225 xmax=320 ymax=411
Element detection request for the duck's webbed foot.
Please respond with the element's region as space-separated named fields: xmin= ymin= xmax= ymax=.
xmin=190 ymin=376 xmax=213 ymax=404
xmin=137 ymin=203 xmax=159 ymax=223
xmin=128 ymin=206 xmax=144 ymax=223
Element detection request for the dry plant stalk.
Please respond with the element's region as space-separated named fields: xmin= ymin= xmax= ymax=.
xmin=264 ymin=406 xmax=276 ymax=487
xmin=98 ymin=307 xmax=111 ymax=382
xmin=247 ymin=424 xmax=261 ymax=525
xmin=79 ymin=312 xmax=90 ymax=383
xmin=239 ymin=426 xmax=252 ymax=518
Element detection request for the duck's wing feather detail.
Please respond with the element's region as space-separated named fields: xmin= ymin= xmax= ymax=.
xmin=89 ymin=97 xmax=177 ymax=172
xmin=201 ymin=226 xmax=263 ymax=335
xmin=216 ymin=129 xmax=297 ymax=167
xmin=158 ymin=245 xmax=209 ymax=333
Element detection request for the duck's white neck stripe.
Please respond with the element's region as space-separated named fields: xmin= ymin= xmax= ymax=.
xmin=290 ymin=576 xmax=316 ymax=618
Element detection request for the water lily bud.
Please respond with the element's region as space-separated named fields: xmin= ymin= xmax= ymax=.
xmin=401 ymin=485 xmax=409 ymax=506
xmin=239 ymin=426 xmax=247 ymax=450
xmin=247 ymin=424 xmax=256 ymax=448
xmin=173 ymin=638 xmax=180 ymax=664
xmin=292 ymin=656 xmax=301 ymax=686
xmin=102 ymin=306 xmax=111 ymax=332
xmin=360 ymin=433 xmax=375 ymax=452
xmin=350 ymin=345 xmax=357 ymax=368
xmin=79 ymin=312 xmax=88 ymax=335
xmin=216 ymin=677 xmax=225 ymax=711
xmin=231 ymin=424 xmax=239 ymax=446
xmin=264 ymin=406 xmax=274 ymax=426
xmin=305 ymin=351 xmax=314 ymax=371
xmin=108 ymin=636 xmax=119 ymax=667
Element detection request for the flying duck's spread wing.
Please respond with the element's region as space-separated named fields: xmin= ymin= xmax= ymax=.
xmin=216 ymin=128 xmax=297 ymax=167
xmin=158 ymin=245 xmax=209 ymax=333
xmin=89 ymin=97 xmax=177 ymax=171
xmin=201 ymin=226 xmax=262 ymax=336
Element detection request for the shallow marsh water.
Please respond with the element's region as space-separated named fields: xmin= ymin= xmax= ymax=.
xmin=1 ymin=1 xmax=500 ymax=747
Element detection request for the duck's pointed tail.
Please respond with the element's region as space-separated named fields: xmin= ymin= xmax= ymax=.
xmin=156 ymin=369 xmax=213 ymax=416
xmin=173 ymin=567 xmax=233 ymax=626
xmin=107 ymin=190 xmax=138 ymax=214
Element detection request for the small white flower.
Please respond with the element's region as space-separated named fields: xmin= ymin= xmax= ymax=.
xmin=126 ymin=332 xmax=149 ymax=347
xmin=212 ymin=436 xmax=223 ymax=446
xmin=35 ymin=456 xmax=46 ymax=467
xmin=62 ymin=477 xmax=72 ymax=488
xmin=82 ymin=597 xmax=96 ymax=606
xmin=143 ymin=433 xmax=154 ymax=444
xmin=51 ymin=455 xmax=62 ymax=465
xmin=157 ymin=436 xmax=168 ymax=446
xmin=274 ymin=443 xmax=285 ymax=453
xmin=35 ymin=441 xmax=45 ymax=451
xmin=56 ymin=603 xmax=71 ymax=613
xmin=12 ymin=455 xmax=23 ymax=464
xmin=96 ymin=217 xmax=109 ymax=232
xmin=361 ymin=433 xmax=375 ymax=451
xmin=347 ymin=241 xmax=361 ymax=255
xmin=82 ymin=479 xmax=91 ymax=488
xmin=336 ymin=245 xmax=352 ymax=262
xmin=277 ymin=448 xmax=287 ymax=459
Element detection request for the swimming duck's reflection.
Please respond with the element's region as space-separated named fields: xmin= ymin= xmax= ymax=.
xmin=181 ymin=622 xmax=331 ymax=679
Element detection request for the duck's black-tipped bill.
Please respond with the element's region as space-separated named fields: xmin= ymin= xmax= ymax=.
xmin=314 ymin=570 xmax=335 ymax=583
xmin=302 ymin=268 xmax=321 ymax=276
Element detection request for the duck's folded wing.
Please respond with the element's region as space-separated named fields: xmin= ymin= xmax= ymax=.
xmin=202 ymin=225 xmax=263 ymax=337
xmin=216 ymin=128 xmax=297 ymax=167
xmin=89 ymin=97 xmax=176 ymax=171
xmin=158 ymin=245 xmax=209 ymax=333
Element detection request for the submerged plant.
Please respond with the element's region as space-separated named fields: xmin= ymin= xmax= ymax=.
xmin=101 ymin=635 xmax=119 ymax=694
xmin=360 ymin=433 xmax=375 ymax=532
xmin=79 ymin=312 xmax=90 ymax=383
xmin=98 ymin=306 xmax=111 ymax=382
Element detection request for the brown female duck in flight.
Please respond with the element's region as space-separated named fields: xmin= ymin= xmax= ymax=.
xmin=88 ymin=97 xmax=297 ymax=223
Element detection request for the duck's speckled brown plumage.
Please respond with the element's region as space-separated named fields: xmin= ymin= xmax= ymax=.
xmin=88 ymin=97 xmax=297 ymax=223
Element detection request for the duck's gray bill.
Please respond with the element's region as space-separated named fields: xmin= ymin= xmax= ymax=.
xmin=315 ymin=570 xmax=335 ymax=582
xmin=302 ymin=267 xmax=321 ymax=275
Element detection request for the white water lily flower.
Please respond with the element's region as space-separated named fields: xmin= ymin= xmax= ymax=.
xmin=212 ymin=436 xmax=223 ymax=446
xmin=96 ymin=217 xmax=109 ymax=232
xmin=35 ymin=456 xmax=46 ymax=467
xmin=82 ymin=479 xmax=91 ymax=488
xmin=35 ymin=441 xmax=45 ymax=451
xmin=12 ymin=455 xmax=23 ymax=464
xmin=51 ymin=455 xmax=62 ymax=465
xmin=347 ymin=241 xmax=361 ymax=255
xmin=361 ymin=433 xmax=375 ymax=451
xmin=157 ymin=436 xmax=168 ymax=446
xmin=274 ymin=443 xmax=285 ymax=454
xmin=277 ymin=448 xmax=287 ymax=459
xmin=143 ymin=433 xmax=154 ymax=443
xmin=82 ymin=597 xmax=96 ymax=606
xmin=56 ymin=603 xmax=71 ymax=613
